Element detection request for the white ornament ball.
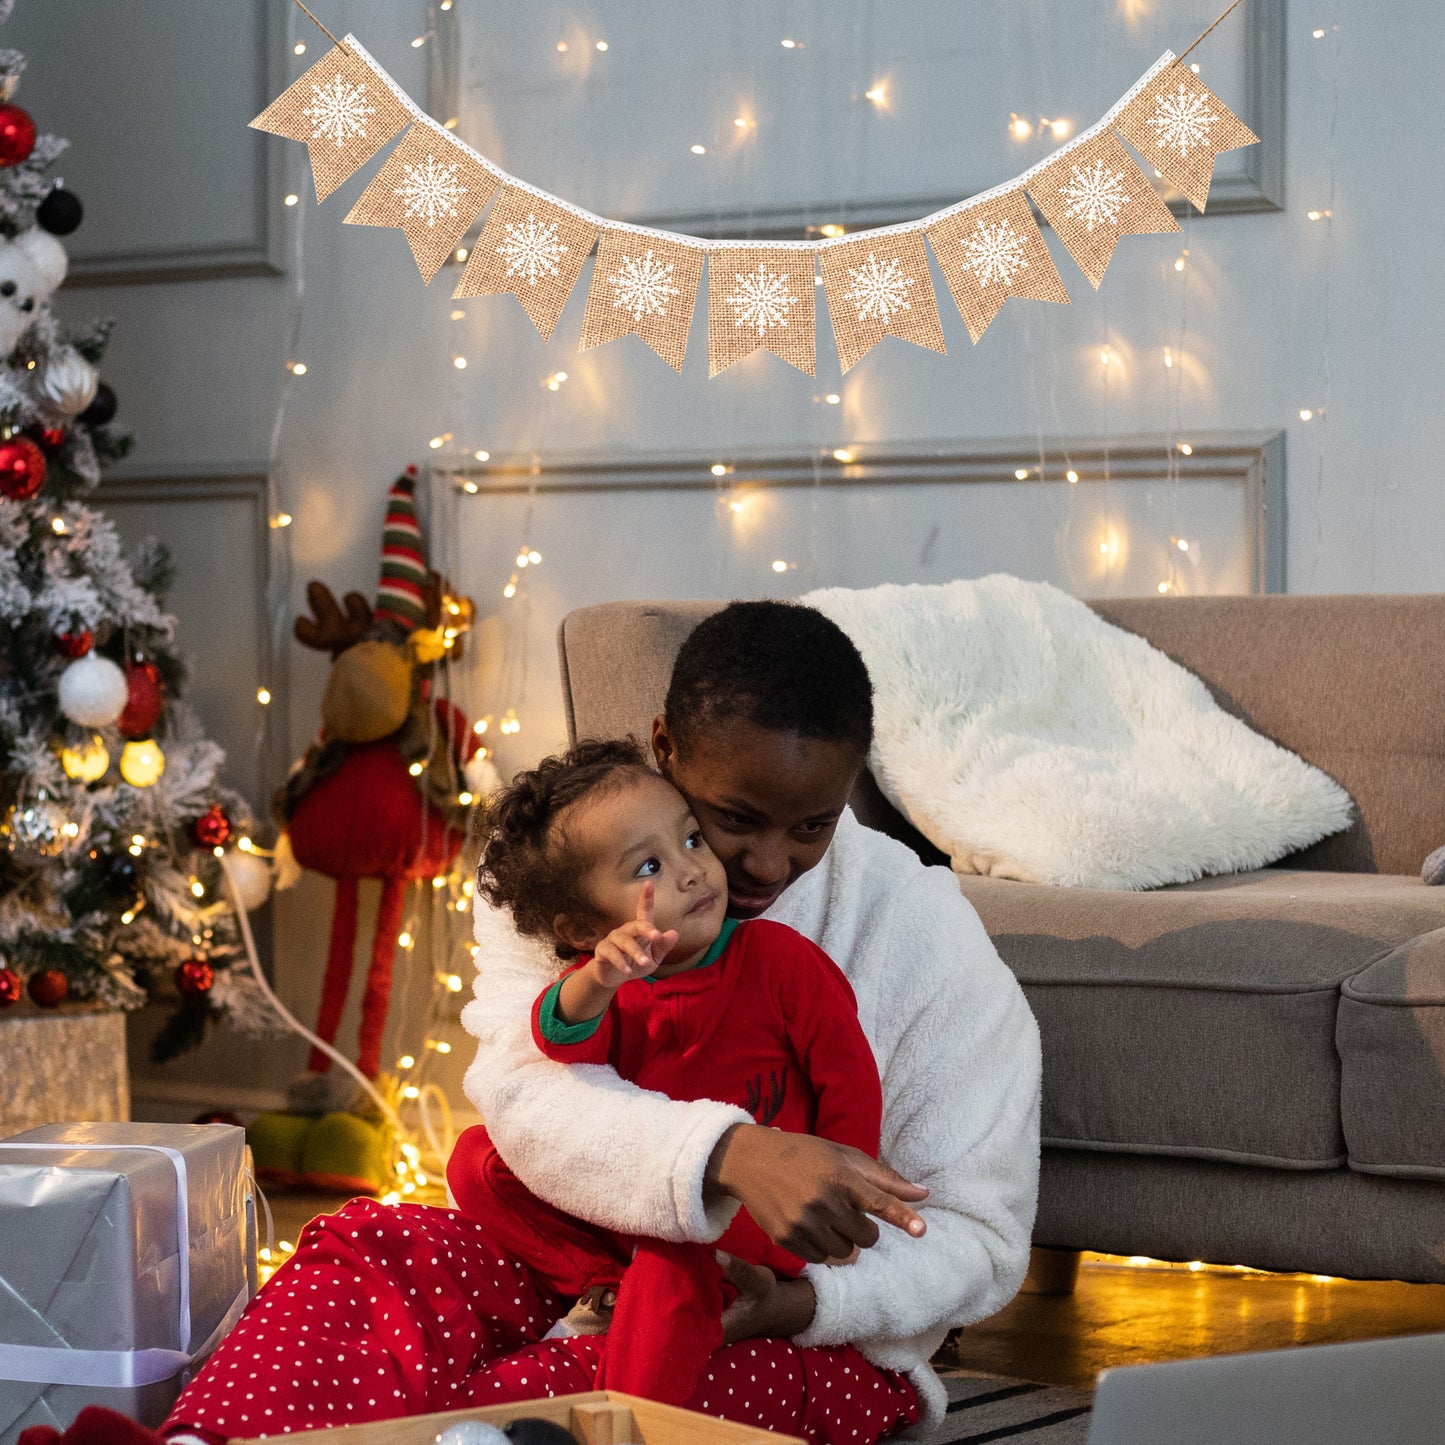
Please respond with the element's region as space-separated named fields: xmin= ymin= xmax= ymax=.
xmin=39 ymin=345 xmax=98 ymax=416
xmin=463 ymin=750 xmax=501 ymax=800
xmin=225 ymin=849 xmax=273 ymax=912
xmin=434 ymin=1423 xmax=510 ymax=1445
xmin=57 ymin=653 xmax=128 ymax=727
xmin=14 ymin=228 xmax=67 ymax=296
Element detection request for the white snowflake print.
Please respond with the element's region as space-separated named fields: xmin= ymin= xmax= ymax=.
xmin=725 ymin=261 xmax=799 ymax=336
xmin=497 ymin=212 xmax=569 ymax=287
xmin=394 ymin=154 xmax=466 ymax=228
xmin=960 ymin=219 xmax=1029 ymax=289
xmin=607 ymin=250 xmax=680 ymax=322
xmin=303 ymin=73 xmax=376 ymax=148
xmin=842 ymin=252 xmax=914 ymax=324
xmin=1147 ymin=82 xmax=1219 ymax=157
xmin=1059 ymin=158 xmax=1131 ymax=231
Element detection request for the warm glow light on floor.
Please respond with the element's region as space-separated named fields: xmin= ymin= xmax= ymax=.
xmin=1084 ymin=1251 xmax=1342 ymax=1281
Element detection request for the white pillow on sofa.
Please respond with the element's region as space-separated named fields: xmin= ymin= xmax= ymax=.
xmin=805 ymin=576 xmax=1354 ymax=890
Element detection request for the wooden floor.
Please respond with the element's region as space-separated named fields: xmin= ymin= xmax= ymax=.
xmin=263 ymin=1194 xmax=1445 ymax=1394
xmin=948 ymin=1254 xmax=1445 ymax=1391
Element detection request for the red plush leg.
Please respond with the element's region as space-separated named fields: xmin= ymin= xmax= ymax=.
xmin=308 ymin=875 xmax=360 ymax=1074
xmin=356 ymin=874 xmax=408 ymax=1080
xmin=596 ymin=1239 xmax=731 ymax=1407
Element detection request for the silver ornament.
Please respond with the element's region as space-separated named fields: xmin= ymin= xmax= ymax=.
xmin=434 ymin=1423 xmax=510 ymax=1445
xmin=13 ymin=229 xmax=67 ymax=296
xmin=3 ymin=791 xmax=68 ymax=861
xmin=38 ymin=345 xmax=98 ymax=417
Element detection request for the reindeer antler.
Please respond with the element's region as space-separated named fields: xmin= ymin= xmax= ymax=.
xmin=294 ymin=581 xmax=375 ymax=657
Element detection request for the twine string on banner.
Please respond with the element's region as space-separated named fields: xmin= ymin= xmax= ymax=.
xmin=287 ymin=0 xmax=343 ymax=50
xmin=1179 ymin=0 xmax=1244 ymax=63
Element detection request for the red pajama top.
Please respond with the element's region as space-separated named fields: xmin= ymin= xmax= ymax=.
xmin=530 ymin=918 xmax=883 ymax=1275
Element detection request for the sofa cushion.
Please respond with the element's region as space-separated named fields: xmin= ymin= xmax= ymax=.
xmin=958 ymin=869 xmax=1445 ymax=1170
xmin=1338 ymin=929 xmax=1445 ymax=1181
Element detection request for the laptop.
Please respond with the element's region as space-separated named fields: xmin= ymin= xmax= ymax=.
xmin=1087 ymin=1331 xmax=1445 ymax=1445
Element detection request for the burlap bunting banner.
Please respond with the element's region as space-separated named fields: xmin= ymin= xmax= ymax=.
xmin=1027 ymin=129 xmax=1179 ymax=290
xmin=250 ymin=42 xmax=410 ymax=203
xmin=254 ymin=30 xmax=1259 ymax=377
xmin=343 ymin=125 xmax=498 ymax=283
xmin=927 ymin=187 xmax=1069 ymax=344
xmin=1113 ymin=56 xmax=1259 ymax=212
xmin=707 ymin=247 xmax=818 ymax=378
xmin=580 ymin=231 xmax=705 ymax=372
xmin=453 ymin=187 xmax=598 ymax=340
xmin=819 ymin=232 xmax=946 ymax=374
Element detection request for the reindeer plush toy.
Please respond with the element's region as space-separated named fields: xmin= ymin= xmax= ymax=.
xmin=277 ymin=469 xmax=487 ymax=1088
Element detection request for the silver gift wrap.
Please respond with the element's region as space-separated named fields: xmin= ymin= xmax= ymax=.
xmin=0 ymin=1122 xmax=255 ymax=1442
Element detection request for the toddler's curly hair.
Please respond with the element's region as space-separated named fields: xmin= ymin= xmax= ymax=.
xmin=476 ymin=736 xmax=653 ymax=958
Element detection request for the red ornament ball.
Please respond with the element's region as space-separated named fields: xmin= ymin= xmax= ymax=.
xmin=192 ymin=804 xmax=231 ymax=849
xmin=56 ymin=629 xmax=93 ymax=658
xmin=0 ymin=967 xmax=20 ymax=1008
xmin=175 ymin=958 xmax=215 ymax=998
xmin=117 ymin=659 xmax=164 ymax=739
xmin=0 ymin=437 xmax=46 ymax=501
xmin=38 ymin=427 xmax=67 ymax=450
xmin=0 ymin=104 xmax=36 ymax=167
xmin=27 ymin=969 xmax=68 ymax=1008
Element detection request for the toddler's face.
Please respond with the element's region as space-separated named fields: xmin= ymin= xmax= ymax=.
xmin=566 ymin=771 xmax=728 ymax=969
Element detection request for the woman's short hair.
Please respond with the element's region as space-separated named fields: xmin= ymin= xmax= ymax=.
xmin=664 ymin=601 xmax=873 ymax=757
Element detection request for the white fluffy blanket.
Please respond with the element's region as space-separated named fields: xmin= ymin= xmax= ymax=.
xmin=804 ymin=576 xmax=1354 ymax=890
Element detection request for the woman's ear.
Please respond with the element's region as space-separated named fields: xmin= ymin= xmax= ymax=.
xmin=651 ymin=715 xmax=674 ymax=776
xmin=554 ymin=912 xmax=601 ymax=955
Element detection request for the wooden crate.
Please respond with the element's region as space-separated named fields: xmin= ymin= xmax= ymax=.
xmin=228 ymin=1390 xmax=804 ymax=1444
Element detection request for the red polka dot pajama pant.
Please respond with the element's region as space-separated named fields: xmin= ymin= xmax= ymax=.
xmin=165 ymin=1199 xmax=919 ymax=1444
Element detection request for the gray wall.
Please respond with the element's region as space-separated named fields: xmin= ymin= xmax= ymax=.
xmin=20 ymin=0 xmax=1445 ymax=1115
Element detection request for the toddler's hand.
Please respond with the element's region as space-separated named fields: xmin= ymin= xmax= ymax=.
xmin=590 ymin=882 xmax=678 ymax=988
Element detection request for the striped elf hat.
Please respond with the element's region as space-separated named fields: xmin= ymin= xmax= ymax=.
xmin=376 ymin=466 xmax=428 ymax=632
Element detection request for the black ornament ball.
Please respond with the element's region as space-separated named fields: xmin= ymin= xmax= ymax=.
xmin=78 ymin=382 xmax=116 ymax=428
xmin=37 ymin=186 xmax=83 ymax=236
xmin=97 ymin=851 xmax=138 ymax=895
xmin=503 ymin=1421 xmax=577 ymax=1445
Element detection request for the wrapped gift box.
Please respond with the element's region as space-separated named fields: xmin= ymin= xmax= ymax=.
xmin=0 ymin=1122 xmax=255 ymax=1443
xmin=231 ymin=1390 xmax=805 ymax=1444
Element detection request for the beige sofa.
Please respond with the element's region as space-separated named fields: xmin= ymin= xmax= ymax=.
xmin=558 ymin=594 xmax=1445 ymax=1284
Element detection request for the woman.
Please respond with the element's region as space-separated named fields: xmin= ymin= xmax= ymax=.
xmin=25 ymin=601 xmax=1039 ymax=1445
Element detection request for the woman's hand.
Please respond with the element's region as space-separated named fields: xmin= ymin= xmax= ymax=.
xmin=718 ymin=1255 xmax=817 ymax=1343
xmin=706 ymin=1125 xmax=928 ymax=1264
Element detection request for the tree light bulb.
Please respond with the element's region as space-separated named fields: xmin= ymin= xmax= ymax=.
xmin=269 ymin=512 xmax=293 ymax=528
xmin=1066 ymin=470 xmax=1079 ymax=484
xmin=1178 ymin=442 xmax=1193 ymax=456
xmin=772 ymin=560 xmax=789 ymax=573
xmin=832 ymin=448 xmax=855 ymax=463
xmin=292 ymin=43 xmax=306 ymax=56
xmin=690 ymin=144 xmax=707 ymax=155
xmin=503 ymin=576 xmax=518 ymax=598
xmin=445 ymin=974 xmax=465 ymax=992
xmin=1014 ymin=468 xmax=1029 ymax=481
xmin=1049 ymin=118 xmax=1072 ymax=139
xmin=408 ymin=761 xmax=425 ymax=777
xmin=594 ymin=39 xmax=608 ymax=51
xmin=285 ymin=194 xmax=299 ymax=206
xmin=1177 ymin=539 xmax=1190 ymax=552
xmin=824 ymin=393 xmax=841 ymax=405
xmin=1010 ymin=114 xmax=1032 ymax=141
xmin=190 ymin=880 xmax=206 ymax=898
xmin=473 ymin=718 xmax=489 ymax=734
xmin=1158 ymin=581 xmax=1172 ymax=594
xmin=781 ymin=38 xmax=798 ymax=48
xmin=453 ymin=356 xmax=467 ymax=369
xmin=473 ymin=449 xmax=490 ymax=462
xmin=289 ymin=362 xmax=307 ymax=376
xmin=398 ymin=1054 xmax=415 ymax=1069
xmin=865 ymin=84 xmax=886 ymax=104
xmin=257 ymin=688 xmax=272 ymax=705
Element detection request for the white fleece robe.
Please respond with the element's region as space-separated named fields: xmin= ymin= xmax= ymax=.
xmin=461 ymin=809 xmax=1042 ymax=1429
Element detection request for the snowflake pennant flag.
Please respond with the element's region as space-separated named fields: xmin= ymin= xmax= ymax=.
xmin=1026 ymin=129 xmax=1179 ymax=290
xmin=453 ymin=187 xmax=597 ymax=339
xmin=927 ymin=187 xmax=1069 ymax=344
xmin=580 ymin=230 xmax=705 ymax=372
xmin=707 ymin=247 xmax=818 ymax=377
xmin=1113 ymin=57 xmax=1258 ymax=212
xmin=250 ymin=42 xmax=410 ymax=203
xmin=342 ymin=125 xmax=498 ymax=282
xmin=818 ymin=232 xmax=946 ymax=374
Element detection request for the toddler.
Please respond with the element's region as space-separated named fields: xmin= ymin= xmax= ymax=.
xmin=447 ymin=737 xmax=883 ymax=1407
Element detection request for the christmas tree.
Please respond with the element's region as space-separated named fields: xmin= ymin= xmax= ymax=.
xmin=0 ymin=14 xmax=271 ymax=1059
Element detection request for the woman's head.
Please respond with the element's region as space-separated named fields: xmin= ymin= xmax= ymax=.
xmin=655 ymin=602 xmax=873 ymax=917
xmin=476 ymin=737 xmax=727 ymax=962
